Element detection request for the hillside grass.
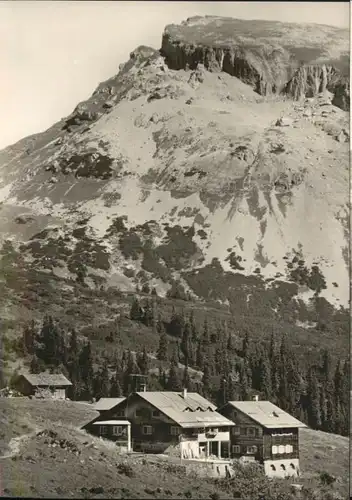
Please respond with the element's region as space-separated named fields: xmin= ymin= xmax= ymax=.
xmin=0 ymin=398 xmax=348 ymax=499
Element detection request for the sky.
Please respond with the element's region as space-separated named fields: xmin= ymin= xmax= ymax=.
xmin=0 ymin=1 xmax=349 ymax=149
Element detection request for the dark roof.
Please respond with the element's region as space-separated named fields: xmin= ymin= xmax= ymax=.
xmin=20 ymin=372 xmax=72 ymax=387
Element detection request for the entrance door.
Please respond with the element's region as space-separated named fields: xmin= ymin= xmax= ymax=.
xmin=210 ymin=441 xmax=218 ymax=457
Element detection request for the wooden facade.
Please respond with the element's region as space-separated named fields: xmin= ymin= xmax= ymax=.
xmin=86 ymin=420 xmax=131 ymax=452
xmin=14 ymin=374 xmax=71 ymax=400
xmin=85 ymin=393 xmax=232 ymax=458
xmin=218 ymin=402 xmax=303 ymax=478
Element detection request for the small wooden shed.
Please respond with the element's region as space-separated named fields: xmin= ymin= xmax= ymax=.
xmin=13 ymin=372 xmax=72 ymax=399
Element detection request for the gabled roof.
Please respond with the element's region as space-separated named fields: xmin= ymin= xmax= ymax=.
xmin=225 ymin=401 xmax=307 ymax=429
xmin=135 ymin=391 xmax=232 ymax=429
xmin=94 ymin=397 xmax=126 ymax=411
xmin=136 ymin=391 xmax=216 ymax=412
xmin=92 ymin=420 xmax=130 ymax=426
xmin=20 ymin=372 xmax=72 ymax=387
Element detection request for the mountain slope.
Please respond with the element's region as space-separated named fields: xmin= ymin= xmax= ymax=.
xmin=0 ymin=18 xmax=349 ymax=352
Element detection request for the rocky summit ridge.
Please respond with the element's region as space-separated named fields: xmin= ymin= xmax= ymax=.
xmin=0 ymin=17 xmax=349 ymax=335
xmin=162 ymin=16 xmax=350 ymax=110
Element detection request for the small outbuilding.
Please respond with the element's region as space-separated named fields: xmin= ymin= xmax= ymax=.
xmin=13 ymin=372 xmax=72 ymax=400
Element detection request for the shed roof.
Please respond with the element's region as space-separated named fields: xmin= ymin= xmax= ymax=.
xmin=226 ymin=401 xmax=307 ymax=429
xmin=136 ymin=391 xmax=232 ymax=428
xmin=94 ymin=397 xmax=126 ymax=411
xmin=92 ymin=420 xmax=130 ymax=426
xmin=20 ymin=372 xmax=72 ymax=387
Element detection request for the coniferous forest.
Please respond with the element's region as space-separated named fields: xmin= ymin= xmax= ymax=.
xmin=12 ymin=293 xmax=349 ymax=438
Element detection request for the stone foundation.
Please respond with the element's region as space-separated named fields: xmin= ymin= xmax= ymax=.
xmin=264 ymin=458 xmax=300 ymax=478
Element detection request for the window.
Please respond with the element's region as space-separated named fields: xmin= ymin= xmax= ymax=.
xmin=152 ymin=410 xmax=161 ymax=418
xmin=285 ymin=444 xmax=293 ymax=454
xmin=272 ymin=445 xmax=278 ymax=455
xmin=246 ymin=427 xmax=256 ymax=437
xmin=99 ymin=426 xmax=107 ymax=436
xmin=246 ymin=446 xmax=257 ymax=454
xmin=170 ymin=426 xmax=181 ymax=436
xmin=112 ymin=426 xmax=123 ymax=436
xmin=232 ymin=445 xmax=241 ymax=454
xmin=135 ymin=408 xmax=144 ymax=417
xmin=142 ymin=425 xmax=153 ymax=435
xmin=278 ymin=445 xmax=285 ymax=454
xmin=270 ymin=465 xmax=276 ymax=471
xmin=232 ymin=427 xmax=241 ymax=435
xmin=115 ymin=410 xmax=125 ymax=417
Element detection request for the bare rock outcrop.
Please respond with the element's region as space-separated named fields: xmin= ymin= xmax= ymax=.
xmin=161 ymin=16 xmax=349 ymax=110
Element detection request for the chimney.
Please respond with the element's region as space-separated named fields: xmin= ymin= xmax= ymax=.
xmin=183 ymin=388 xmax=187 ymax=399
xmin=252 ymin=395 xmax=259 ymax=402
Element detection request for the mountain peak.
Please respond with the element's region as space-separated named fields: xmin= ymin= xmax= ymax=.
xmin=161 ymin=16 xmax=349 ymax=110
xmin=0 ymin=16 xmax=349 ymax=340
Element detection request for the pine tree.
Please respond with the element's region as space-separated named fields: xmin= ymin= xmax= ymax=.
xmin=202 ymin=364 xmax=211 ymax=398
xmin=94 ymin=361 xmax=110 ymax=399
xmin=217 ymin=377 xmax=227 ymax=407
xmin=321 ymin=349 xmax=332 ymax=384
xmin=67 ymin=328 xmax=80 ymax=400
xmin=325 ymin=391 xmax=336 ymax=433
xmin=168 ymin=310 xmax=184 ymax=338
xmin=158 ymin=367 xmax=167 ymax=389
xmin=137 ymin=348 xmax=149 ymax=375
xmin=189 ymin=310 xmax=198 ymax=342
xmin=319 ymin=385 xmax=328 ymax=431
xmin=166 ymin=359 xmax=181 ymax=391
xmin=307 ymin=367 xmax=322 ymax=429
xmin=110 ymin=375 xmax=122 ymax=397
xmin=258 ymin=354 xmax=272 ymax=401
xmin=30 ymin=354 xmax=42 ymax=374
xmin=277 ymin=336 xmax=290 ymax=410
xmin=182 ymin=365 xmax=191 ymax=390
xmin=239 ymin=361 xmax=250 ymax=400
xmin=23 ymin=320 xmax=36 ymax=355
xmin=130 ymin=297 xmax=143 ymax=322
xmin=123 ymin=350 xmax=140 ymax=394
xmin=142 ymin=300 xmax=153 ymax=327
xmin=156 ymin=313 xmax=164 ymax=334
xmin=39 ymin=316 xmax=60 ymax=366
xmin=333 ymin=360 xmax=344 ymax=407
xmin=202 ymin=318 xmax=210 ymax=345
xmin=269 ymin=330 xmax=276 ymax=363
xmin=242 ymin=331 xmax=250 ymax=359
xmin=286 ymin=356 xmax=302 ymax=417
xmin=196 ymin=339 xmax=204 ymax=371
xmin=227 ymin=333 xmax=234 ymax=351
xmin=78 ymin=341 xmax=94 ymax=400
xmin=180 ymin=322 xmax=191 ymax=366
xmin=157 ymin=331 xmax=168 ymax=362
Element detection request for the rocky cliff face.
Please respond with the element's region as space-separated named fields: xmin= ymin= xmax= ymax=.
xmin=0 ymin=18 xmax=349 ymax=342
xmin=161 ymin=16 xmax=349 ymax=110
